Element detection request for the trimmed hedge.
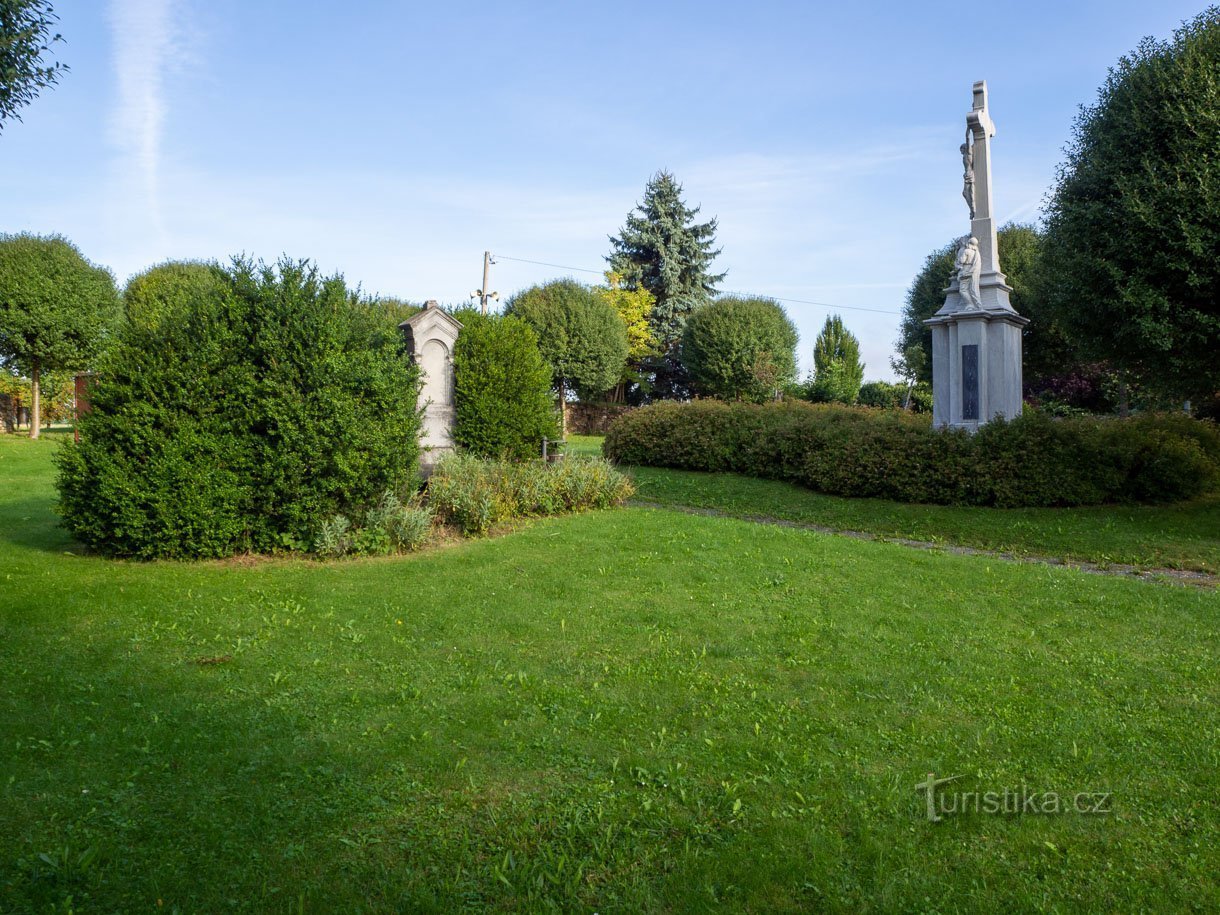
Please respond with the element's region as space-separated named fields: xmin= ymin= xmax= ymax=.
xmin=452 ymin=311 xmax=559 ymax=461
xmin=603 ymin=400 xmax=1220 ymax=507
xmin=56 ymin=258 xmax=421 ymax=558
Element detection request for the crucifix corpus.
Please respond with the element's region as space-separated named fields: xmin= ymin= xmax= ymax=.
xmin=924 ymin=81 xmax=1028 ymax=431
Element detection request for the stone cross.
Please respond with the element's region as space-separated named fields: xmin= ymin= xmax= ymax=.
xmin=924 ymin=80 xmax=1027 ymax=431
xmin=965 ymin=81 xmax=1000 ymax=276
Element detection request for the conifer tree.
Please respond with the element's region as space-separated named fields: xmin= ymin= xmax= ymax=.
xmin=810 ymin=315 xmax=865 ymax=404
xmin=607 ymin=171 xmax=725 ymax=398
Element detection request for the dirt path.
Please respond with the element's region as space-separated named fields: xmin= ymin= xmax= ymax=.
xmin=630 ymin=500 xmax=1218 ymax=589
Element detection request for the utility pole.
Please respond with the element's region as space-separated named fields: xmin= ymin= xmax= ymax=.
xmin=470 ymin=251 xmax=499 ymax=314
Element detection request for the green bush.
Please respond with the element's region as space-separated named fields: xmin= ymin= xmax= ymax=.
xmin=505 ymin=279 xmax=630 ymax=401
xmin=603 ymin=400 xmax=1219 ymax=507
xmin=428 ymin=453 xmax=635 ymax=535
xmin=56 ymin=258 xmax=422 ymax=559
xmin=856 ymin=381 xmax=932 ymax=413
xmin=451 ymin=312 xmax=559 ymax=460
xmin=681 ymin=295 xmax=798 ymax=402
xmin=314 ymin=490 xmax=433 ymax=557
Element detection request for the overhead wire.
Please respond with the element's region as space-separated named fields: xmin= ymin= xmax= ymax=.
xmin=491 ymin=253 xmax=902 ymax=316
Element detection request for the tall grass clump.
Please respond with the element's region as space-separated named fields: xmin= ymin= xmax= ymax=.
xmin=428 ymin=454 xmax=634 ymax=534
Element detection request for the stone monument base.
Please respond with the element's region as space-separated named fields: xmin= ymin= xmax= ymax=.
xmin=926 ymin=306 xmax=1027 ymax=430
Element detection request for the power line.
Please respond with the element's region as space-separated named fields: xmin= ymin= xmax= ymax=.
xmin=491 ymin=252 xmax=903 ymax=316
xmin=492 ymin=254 xmax=604 ymax=276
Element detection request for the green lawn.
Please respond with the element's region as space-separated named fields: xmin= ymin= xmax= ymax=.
xmin=2 ymin=434 xmax=1219 ymax=912
xmin=573 ymin=434 xmax=1220 ymax=574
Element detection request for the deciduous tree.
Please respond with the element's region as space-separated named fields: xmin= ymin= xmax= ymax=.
xmin=682 ymin=296 xmax=798 ymax=402
xmin=506 ymin=279 xmax=628 ymax=430
xmin=1 ymin=0 xmax=68 ymax=129
xmin=1041 ymin=8 xmax=1220 ymax=399
xmin=0 ymin=233 xmax=118 ymax=437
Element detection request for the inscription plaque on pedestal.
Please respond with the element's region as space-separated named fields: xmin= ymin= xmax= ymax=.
xmin=962 ymin=344 xmax=979 ymax=421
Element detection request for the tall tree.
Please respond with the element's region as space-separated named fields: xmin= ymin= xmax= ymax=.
xmin=0 ymin=233 xmax=118 ymax=437
xmin=810 ymin=315 xmax=864 ymax=404
xmin=506 ymin=278 xmax=629 ymax=431
xmin=1 ymin=0 xmax=68 ymax=130
xmin=682 ymin=296 xmax=798 ymax=403
xmin=1041 ymin=7 xmax=1220 ymax=399
xmin=593 ymin=271 xmax=656 ymax=403
xmin=607 ymin=170 xmax=725 ymax=399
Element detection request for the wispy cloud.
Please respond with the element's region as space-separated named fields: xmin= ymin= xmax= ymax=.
xmin=108 ymin=0 xmax=176 ymax=235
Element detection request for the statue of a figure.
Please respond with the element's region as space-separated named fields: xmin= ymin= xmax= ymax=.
xmin=960 ymin=129 xmax=975 ymax=219
xmin=956 ymin=236 xmax=982 ymax=309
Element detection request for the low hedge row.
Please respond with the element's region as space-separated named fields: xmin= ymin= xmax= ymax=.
xmin=602 ymin=401 xmax=1220 ymax=507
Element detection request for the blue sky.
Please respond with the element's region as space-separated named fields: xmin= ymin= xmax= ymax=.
xmin=0 ymin=1 xmax=1207 ymax=379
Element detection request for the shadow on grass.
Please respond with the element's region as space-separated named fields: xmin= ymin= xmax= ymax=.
xmin=0 ymin=495 xmax=76 ymax=555
xmin=0 ymin=604 xmax=465 ymax=912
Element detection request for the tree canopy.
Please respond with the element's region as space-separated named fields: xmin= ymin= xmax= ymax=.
xmin=0 ymin=232 xmax=118 ymax=437
xmin=1040 ymin=8 xmax=1220 ymax=399
xmin=1 ymin=0 xmax=68 ymax=129
xmin=607 ymin=171 xmax=725 ymax=399
xmin=506 ymin=278 xmax=629 ymax=405
xmin=810 ymin=315 xmax=864 ymax=404
xmin=123 ymin=260 xmax=228 ymax=333
xmin=593 ymin=271 xmax=656 ymax=401
xmin=682 ymin=295 xmax=798 ymax=402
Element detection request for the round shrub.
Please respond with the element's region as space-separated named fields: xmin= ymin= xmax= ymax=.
xmin=681 ymin=296 xmax=798 ymax=402
xmin=603 ymin=401 xmax=1218 ymax=507
xmin=505 ymin=279 xmax=629 ymax=401
xmin=55 ymin=257 xmax=422 ymax=558
xmin=451 ymin=311 xmax=559 ymax=460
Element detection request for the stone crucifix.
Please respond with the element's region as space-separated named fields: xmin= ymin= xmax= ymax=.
xmin=925 ymin=80 xmax=1027 ymax=431
xmin=965 ymin=80 xmax=999 ymax=277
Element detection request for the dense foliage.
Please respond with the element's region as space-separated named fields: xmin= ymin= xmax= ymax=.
xmin=451 ymin=311 xmax=558 ymax=460
xmin=0 ymin=232 xmax=119 ymax=437
xmin=123 ymin=260 xmax=227 ymax=332
xmin=857 ymin=379 xmax=931 ymax=412
xmin=593 ymin=271 xmax=656 ymax=402
xmin=607 ymin=170 xmax=725 ymax=399
xmin=1041 ymin=8 xmax=1220 ymax=399
xmin=56 ymin=258 xmax=421 ymax=559
xmin=506 ymin=278 xmax=629 ymax=405
xmin=604 ymin=400 xmax=1219 ymax=507
xmin=0 ymin=0 xmax=67 ymax=128
xmin=681 ymin=295 xmax=798 ymax=402
xmin=428 ymin=453 xmax=635 ymax=535
xmin=809 ymin=315 xmax=864 ymax=404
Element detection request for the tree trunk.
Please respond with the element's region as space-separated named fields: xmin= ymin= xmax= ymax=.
xmin=30 ymin=359 xmax=41 ymax=440
xmin=559 ymin=384 xmax=568 ymax=437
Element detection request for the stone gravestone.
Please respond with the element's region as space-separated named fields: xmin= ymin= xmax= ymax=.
xmin=400 ymin=301 xmax=462 ymax=468
xmin=925 ymin=81 xmax=1028 ymax=430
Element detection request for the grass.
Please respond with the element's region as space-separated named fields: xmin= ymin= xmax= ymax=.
xmin=587 ymin=439 xmax=1220 ymax=574
xmin=2 ymin=433 xmax=1219 ymax=912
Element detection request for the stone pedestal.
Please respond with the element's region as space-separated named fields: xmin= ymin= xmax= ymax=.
xmin=926 ymin=296 xmax=1027 ymax=430
xmin=400 ymin=301 xmax=462 ymax=467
